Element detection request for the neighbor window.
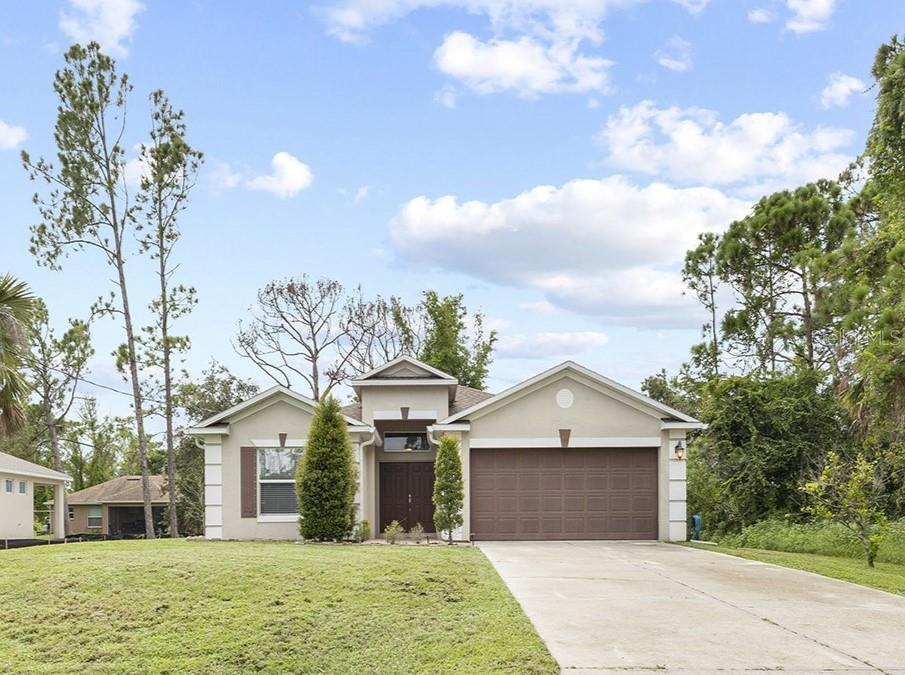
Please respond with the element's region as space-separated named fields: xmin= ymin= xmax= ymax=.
xmin=383 ymin=432 xmax=430 ymax=452
xmin=87 ymin=506 xmax=102 ymax=529
xmin=68 ymin=506 xmax=74 ymax=521
xmin=258 ymin=448 xmax=303 ymax=515
xmin=4 ymin=479 xmax=11 ymax=493
xmin=18 ymin=480 xmax=26 ymax=495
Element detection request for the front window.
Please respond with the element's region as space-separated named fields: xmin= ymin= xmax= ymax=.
xmin=383 ymin=432 xmax=430 ymax=452
xmin=87 ymin=506 xmax=102 ymax=529
xmin=4 ymin=479 xmax=11 ymax=493
xmin=18 ymin=480 xmax=26 ymax=495
xmin=259 ymin=448 xmax=303 ymax=516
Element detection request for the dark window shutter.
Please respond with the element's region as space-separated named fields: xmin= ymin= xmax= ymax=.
xmin=240 ymin=447 xmax=257 ymax=518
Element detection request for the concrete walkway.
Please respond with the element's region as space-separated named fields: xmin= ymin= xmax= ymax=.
xmin=478 ymin=541 xmax=905 ymax=674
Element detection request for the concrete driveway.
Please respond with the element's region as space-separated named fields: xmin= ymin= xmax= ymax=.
xmin=478 ymin=541 xmax=905 ymax=674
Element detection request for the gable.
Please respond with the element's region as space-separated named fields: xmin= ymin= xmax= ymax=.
xmin=468 ymin=374 xmax=662 ymax=439
xmin=228 ymin=398 xmax=315 ymax=441
xmin=353 ymin=355 xmax=456 ymax=382
xmin=381 ymin=362 xmax=434 ymax=378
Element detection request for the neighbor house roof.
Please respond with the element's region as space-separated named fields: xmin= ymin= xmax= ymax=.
xmin=442 ymin=361 xmax=703 ymax=425
xmin=68 ymin=475 xmax=169 ymax=505
xmin=0 ymin=451 xmax=70 ymax=482
xmin=341 ymin=383 xmax=494 ymax=421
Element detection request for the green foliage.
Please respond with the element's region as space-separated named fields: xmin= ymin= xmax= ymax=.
xmin=409 ymin=522 xmax=424 ymax=543
xmin=720 ymin=517 xmax=905 ymax=566
xmin=432 ymin=435 xmax=464 ymax=543
xmin=696 ymin=372 xmax=845 ymax=532
xmin=296 ymin=397 xmax=357 ymax=540
xmin=383 ymin=519 xmax=403 ymax=544
xmin=353 ymin=520 xmax=371 ymax=543
xmin=641 ymin=368 xmax=700 ymax=419
xmin=409 ymin=291 xmax=497 ymax=389
xmin=0 ymin=275 xmax=38 ymax=436
xmin=683 ymin=232 xmax=722 ymax=378
xmin=802 ymin=452 xmax=888 ymax=566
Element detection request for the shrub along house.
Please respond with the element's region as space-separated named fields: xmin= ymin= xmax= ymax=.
xmin=188 ymin=356 xmax=702 ymax=542
xmin=68 ymin=475 xmax=169 ymax=536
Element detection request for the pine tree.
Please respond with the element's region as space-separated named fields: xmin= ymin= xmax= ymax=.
xmin=296 ymin=397 xmax=356 ymax=540
xmin=432 ymin=435 xmax=464 ymax=543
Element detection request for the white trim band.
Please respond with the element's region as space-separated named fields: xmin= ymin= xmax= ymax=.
xmin=469 ymin=436 xmax=661 ymax=449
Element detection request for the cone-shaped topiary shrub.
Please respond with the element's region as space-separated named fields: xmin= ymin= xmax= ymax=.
xmin=296 ymin=396 xmax=357 ymax=540
xmin=433 ymin=434 xmax=464 ymax=544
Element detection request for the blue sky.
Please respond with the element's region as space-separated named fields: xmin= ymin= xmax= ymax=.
xmin=0 ymin=0 xmax=897 ymax=418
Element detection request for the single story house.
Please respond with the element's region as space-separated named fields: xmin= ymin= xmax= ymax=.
xmin=68 ymin=475 xmax=169 ymax=536
xmin=188 ymin=356 xmax=703 ymax=542
xmin=0 ymin=451 xmax=69 ymax=539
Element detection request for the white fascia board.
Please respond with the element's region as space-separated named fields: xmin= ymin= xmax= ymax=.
xmin=347 ymin=425 xmax=375 ymax=434
xmin=349 ymin=378 xmax=456 ymax=388
xmin=186 ymin=425 xmax=230 ymax=436
xmin=2 ymin=468 xmax=71 ymax=482
xmin=660 ymin=421 xmax=707 ymax=430
xmin=195 ymin=385 xmax=317 ymax=427
xmin=427 ymin=423 xmax=471 ymax=432
xmin=354 ymin=355 xmax=457 ymax=381
xmin=442 ymin=360 xmax=700 ymax=424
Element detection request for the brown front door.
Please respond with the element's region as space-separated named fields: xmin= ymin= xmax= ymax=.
xmin=379 ymin=462 xmax=435 ymax=532
xmin=470 ymin=447 xmax=658 ymax=541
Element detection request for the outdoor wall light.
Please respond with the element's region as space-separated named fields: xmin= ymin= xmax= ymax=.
xmin=674 ymin=441 xmax=686 ymax=460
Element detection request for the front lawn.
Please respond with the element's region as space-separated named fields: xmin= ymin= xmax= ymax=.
xmin=688 ymin=543 xmax=905 ymax=597
xmin=0 ymin=540 xmax=556 ymax=674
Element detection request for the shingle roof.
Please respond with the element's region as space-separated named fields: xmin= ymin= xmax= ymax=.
xmin=341 ymin=384 xmax=493 ymax=421
xmin=68 ymin=475 xmax=169 ymax=505
xmin=0 ymin=451 xmax=70 ymax=482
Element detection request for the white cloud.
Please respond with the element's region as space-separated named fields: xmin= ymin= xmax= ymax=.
xmin=671 ymin=0 xmax=711 ymax=14
xmin=434 ymin=30 xmax=611 ymax=97
xmin=785 ymin=0 xmax=835 ymax=33
xmin=820 ymin=72 xmax=864 ymax=109
xmin=59 ymin=0 xmax=145 ymax=57
xmin=323 ymin=1 xmax=638 ymax=99
xmin=390 ymin=176 xmax=749 ymax=326
xmin=0 ymin=119 xmax=27 ymax=150
xmin=597 ymin=100 xmax=854 ymax=194
xmin=434 ymin=84 xmax=458 ymax=108
xmin=246 ymin=152 xmax=314 ymax=198
xmin=747 ymin=8 xmax=773 ymax=23
xmin=353 ymin=185 xmax=370 ymax=204
xmin=209 ymin=161 xmax=243 ymax=192
xmin=655 ymin=36 xmax=692 ymax=72
xmin=497 ymin=331 xmax=610 ymax=359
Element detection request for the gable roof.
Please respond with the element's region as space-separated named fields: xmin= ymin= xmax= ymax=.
xmin=351 ymin=355 xmax=457 ymax=382
xmin=191 ymin=385 xmax=367 ymax=429
xmin=441 ymin=361 xmax=702 ymax=425
xmin=341 ymin=383 xmax=493 ymax=421
xmin=68 ymin=475 xmax=168 ymax=505
xmin=0 ymin=451 xmax=70 ymax=482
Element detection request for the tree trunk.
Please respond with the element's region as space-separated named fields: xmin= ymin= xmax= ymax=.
xmin=115 ymin=246 xmax=156 ymax=539
xmin=158 ymin=230 xmax=179 ymax=538
xmin=801 ymin=268 xmax=815 ymax=369
xmin=709 ymin=272 xmax=720 ymax=378
xmin=44 ymin=404 xmax=70 ymax=536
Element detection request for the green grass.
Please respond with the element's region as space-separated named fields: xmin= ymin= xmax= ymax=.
xmin=688 ymin=543 xmax=905 ymax=596
xmin=0 ymin=540 xmax=556 ymax=675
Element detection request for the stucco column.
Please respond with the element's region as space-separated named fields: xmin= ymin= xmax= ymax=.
xmin=204 ymin=439 xmax=224 ymax=539
xmin=53 ymin=482 xmax=66 ymax=540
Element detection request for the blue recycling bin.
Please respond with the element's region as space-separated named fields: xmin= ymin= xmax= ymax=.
xmin=691 ymin=513 xmax=703 ymax=540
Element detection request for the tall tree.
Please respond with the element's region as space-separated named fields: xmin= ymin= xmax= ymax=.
xmin=236 ymin=277 xmax=388 ymax=399
xmin=135 ymin=90 xmax=202 ymax=538
xmin=22 ymin=43 xmax=156 ymax=537
xmin=405 ymin=291 xmax=497 ymax=389
xmin=683 ymin=232 xmax=721 ymax=379
xmin=717 ymin=181 xmax=853 ymax=373
xmin=432 ymin=434 xmax=464 ymax=544
xmin=24 ymin=301 xmax=93 ymax=534
xmin=0 ymin=275 xmax=38 ymax=435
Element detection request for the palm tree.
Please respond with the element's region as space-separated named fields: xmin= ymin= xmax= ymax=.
xmin=0 ymin=275 xmax=37 ymax=435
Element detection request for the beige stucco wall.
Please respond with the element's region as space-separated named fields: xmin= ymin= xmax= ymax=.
xmin=0 ymin=473 xmax=34 ymax=539
xmin=359 ymin=385 xmax=449 ymax=424
xmin=468 ymin=375 xmax=661 ymax=439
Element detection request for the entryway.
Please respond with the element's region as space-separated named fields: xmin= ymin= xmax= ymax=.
xmin=378 ymin=462 xmax=434 ymax=532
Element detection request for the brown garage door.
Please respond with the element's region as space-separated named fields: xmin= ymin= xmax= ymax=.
xmin=470 ymin=447 xmax=658 ymax=541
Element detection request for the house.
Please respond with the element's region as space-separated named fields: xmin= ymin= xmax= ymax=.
xmin=68 ymin=475 xmax=169 ymax=536
xmin=188 ymin=357 xmax=703 ymax=542
xmin=0 ymin=451 xmax=69 ymax=539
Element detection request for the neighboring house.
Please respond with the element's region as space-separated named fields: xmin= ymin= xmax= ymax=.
xmin=68 ymin=475 xmax=169 ymax=536
xmin=189 ymin=356 xmax=703 ymax=542
xmin=0 ymin=451 xmax=69 ymax=540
